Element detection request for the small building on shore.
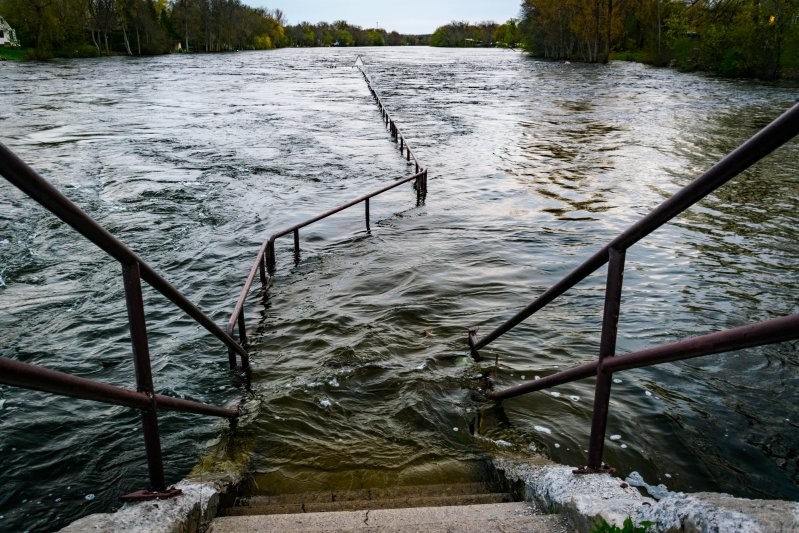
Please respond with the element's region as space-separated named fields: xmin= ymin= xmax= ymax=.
xmin=0 ymin=16 xmax=20 ymax=47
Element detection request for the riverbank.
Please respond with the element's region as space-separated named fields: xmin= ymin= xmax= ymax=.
xmin=0 ymin=47 xmax=30 ymax=60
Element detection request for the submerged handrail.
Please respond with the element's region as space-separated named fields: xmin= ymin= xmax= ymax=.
xmin=226 ymin=56 xmax=428 ymax=368
xmin=356 ymin=55 xmax=424 ymax=174
xmin=470 ymin=103 xmax=799 ymax=472
xmin=0 ymin=142 xmax=242 ymax=499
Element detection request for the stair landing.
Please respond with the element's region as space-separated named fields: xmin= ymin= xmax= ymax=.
xmin=209 ymin=482 xmax=568 ymax=532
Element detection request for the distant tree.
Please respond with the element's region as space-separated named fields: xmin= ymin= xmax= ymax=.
xmin=366 ymin=29 xmax=385 ymax=45
xmin=494 ymin=18 xmax=521 ymax=47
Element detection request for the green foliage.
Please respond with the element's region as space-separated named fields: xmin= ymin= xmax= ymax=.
xmin=519 ymin=0 xmax=799 ymax=79
xmin=0 ymin=0 xmax=287 ymax=57
xmin=0 ymin=46 xmax=31 ymax=60
xmin=591 ymin=516 xmax=655 ymax=533
xmin=367 ymin=29 xmax=385 ymax=46
xmin=283 ymin=21 xmax=426 ymax=48
xmin=334 ymin=28 xmax=353 ymax=46
xmin=430 ymin=20 xmax=502 ymax=47
xmin=494 ymin=19 xmax=521 ymax=47
xmin=253 ymin=34 xmax=272 ymax=50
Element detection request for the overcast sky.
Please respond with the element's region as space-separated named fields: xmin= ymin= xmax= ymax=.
xmin=257 ymin=0 xmax=522 ymax=34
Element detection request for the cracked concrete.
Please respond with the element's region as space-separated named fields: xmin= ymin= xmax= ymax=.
xmin=494 ymin=458 xmax=799 ymax=532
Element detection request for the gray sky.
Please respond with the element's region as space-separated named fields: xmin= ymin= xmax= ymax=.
xmin=259 ymin=0 xmax=522 ymax=34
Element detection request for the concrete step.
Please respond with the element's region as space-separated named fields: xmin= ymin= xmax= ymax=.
xmin=235 ymin=482 xmax=497 ymax=507
xmin=209 ymin=502 xmax=569 ymax=533
xmin=224 ymin=492 xmax=513 ymax=516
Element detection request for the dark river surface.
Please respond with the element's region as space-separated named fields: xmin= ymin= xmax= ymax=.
xmin=0 ymin=47 xmax=797 ymax=530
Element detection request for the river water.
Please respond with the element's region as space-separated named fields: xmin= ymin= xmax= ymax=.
xmin=0 ymin=47 xmax=797 ymax=531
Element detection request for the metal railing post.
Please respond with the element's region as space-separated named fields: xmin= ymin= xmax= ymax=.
xmin=259 ymin=253 xmax=267 ymax=287
xmin=237 ymin=309 xmax=247 ymax=347
xmin=121 ymin=261 xmax=168 ymax=494
xmin=293 ymin=229 xmax=300 ymax=263
xmin=365 ymin=198 xmax=371 ymax=231
xmin=266 ymin=239 xmax=276 ymax=274
xmin=583 ymin=247 xmax=626 ymax=472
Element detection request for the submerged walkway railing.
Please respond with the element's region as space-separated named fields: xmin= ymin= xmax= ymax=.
xmin=226 ymin=56 xmax=428 ymax=366
xmin=0 ymin=55 xmax=426 ymax=503
xmin=0 ymin=143 xmax=244 ymax=500
xmin=469 ymin=103 xmax=799 ymax=473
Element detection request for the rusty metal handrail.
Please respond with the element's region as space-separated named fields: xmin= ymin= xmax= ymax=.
xmin=470 ymin=102 xmax=799 ymax=473
xmin=0 ymin=143 xmax=249 ymax=371
xmin=487 ymin=314 xmax=799 ymax=402
xmin=469 ymin=102 xmax=799 ymax=355
xmin=0 ymin=142 xmax=244 ymax=499
xmin=225 ymin=56 xmax=429 ymax=373
xmin=0 ymin=357 xmax=238 ymax=418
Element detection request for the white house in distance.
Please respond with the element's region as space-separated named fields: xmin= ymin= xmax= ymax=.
xmin=0 ymin=16 xmax=20 ymax=47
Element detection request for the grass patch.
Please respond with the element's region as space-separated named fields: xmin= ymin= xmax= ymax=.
xmin=0 ymin=47 xmax=32 ymax=61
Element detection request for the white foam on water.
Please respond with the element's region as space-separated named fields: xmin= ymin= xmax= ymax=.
xmin=521 ymin=375 xmax=526 ymax=380
xmin=569 ymin=395 xmax=580 ymax=402
xmin=534 ymin=425 xmax=552 ymax=434
xmin=554 ymin=443 xmax=560 ymax=448
xmin=609 ymin=434 xmax=622 ymax=441
xmin=613 ymin=378 xmax=622 ymax=384
xmin=0 ymin=399 xmax=5 ymax=410
xmin=644 ymin=390 xmax=653 ymax=396
xmin=621 ymin=444 xmax=628 ymax=449
xmin=452 ymin=427 xmax=459 ymax=432
xmin=84 ymin=494 xmax=95 ymax=501
xmin=494 ymin=439 xmax=513 ymax=448
xmin=318 ymin=398 xmax=332 ymax=408
xmin=328 ymin=377 xmax=340 ymax=387
xmin=549 ymin=391 xmax=561 ymax=398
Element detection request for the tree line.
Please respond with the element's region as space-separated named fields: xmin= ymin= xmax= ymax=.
xmin=0 ymin=0 xmax=288 ymax=57
xmin=519 ymin=0 xmax=799 ymax=79
xmin=283 ymin=21 xmax=428 ymax=47
xmin=429 ymin=20 xmax=521 ymax=48
xmin=0 ymin=0 xmax=427 ymax=58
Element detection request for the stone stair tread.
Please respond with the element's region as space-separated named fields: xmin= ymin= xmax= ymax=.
xmin=224 ymin=492 xmax=513 ymax=516
xmin=238 ymin=482 xmax=495 ymax=506
xmin=209 ymin=502 xmax=569 ymax=533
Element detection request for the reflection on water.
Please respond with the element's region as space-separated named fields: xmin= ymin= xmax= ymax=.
xmin=0 ymin=48 xmax=797 ymax=530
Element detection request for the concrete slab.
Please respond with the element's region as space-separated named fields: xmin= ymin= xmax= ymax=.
xmin=208 ymin=502 xmax=569 ymax=533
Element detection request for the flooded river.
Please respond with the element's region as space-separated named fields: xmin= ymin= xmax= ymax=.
xmin=0 ymin=47 xmax=797 ymax=530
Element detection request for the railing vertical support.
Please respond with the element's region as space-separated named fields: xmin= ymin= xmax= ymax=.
xmin=293 ymin=229 xmax=300 ymax=263
xmin=365 ymin=198 xmax=371 ymax=231
xmin=122 ymin=261 xmax=166 ymax=493
xmin=237 ymin=310 xmax=247 ymax=347
xmin=584 ymin=247 xmax=626 ymax=472
xmin=259 ymin=254 xmax=267 ymax=287
xmin=266 ymin=240 xmax=276 ymax=275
